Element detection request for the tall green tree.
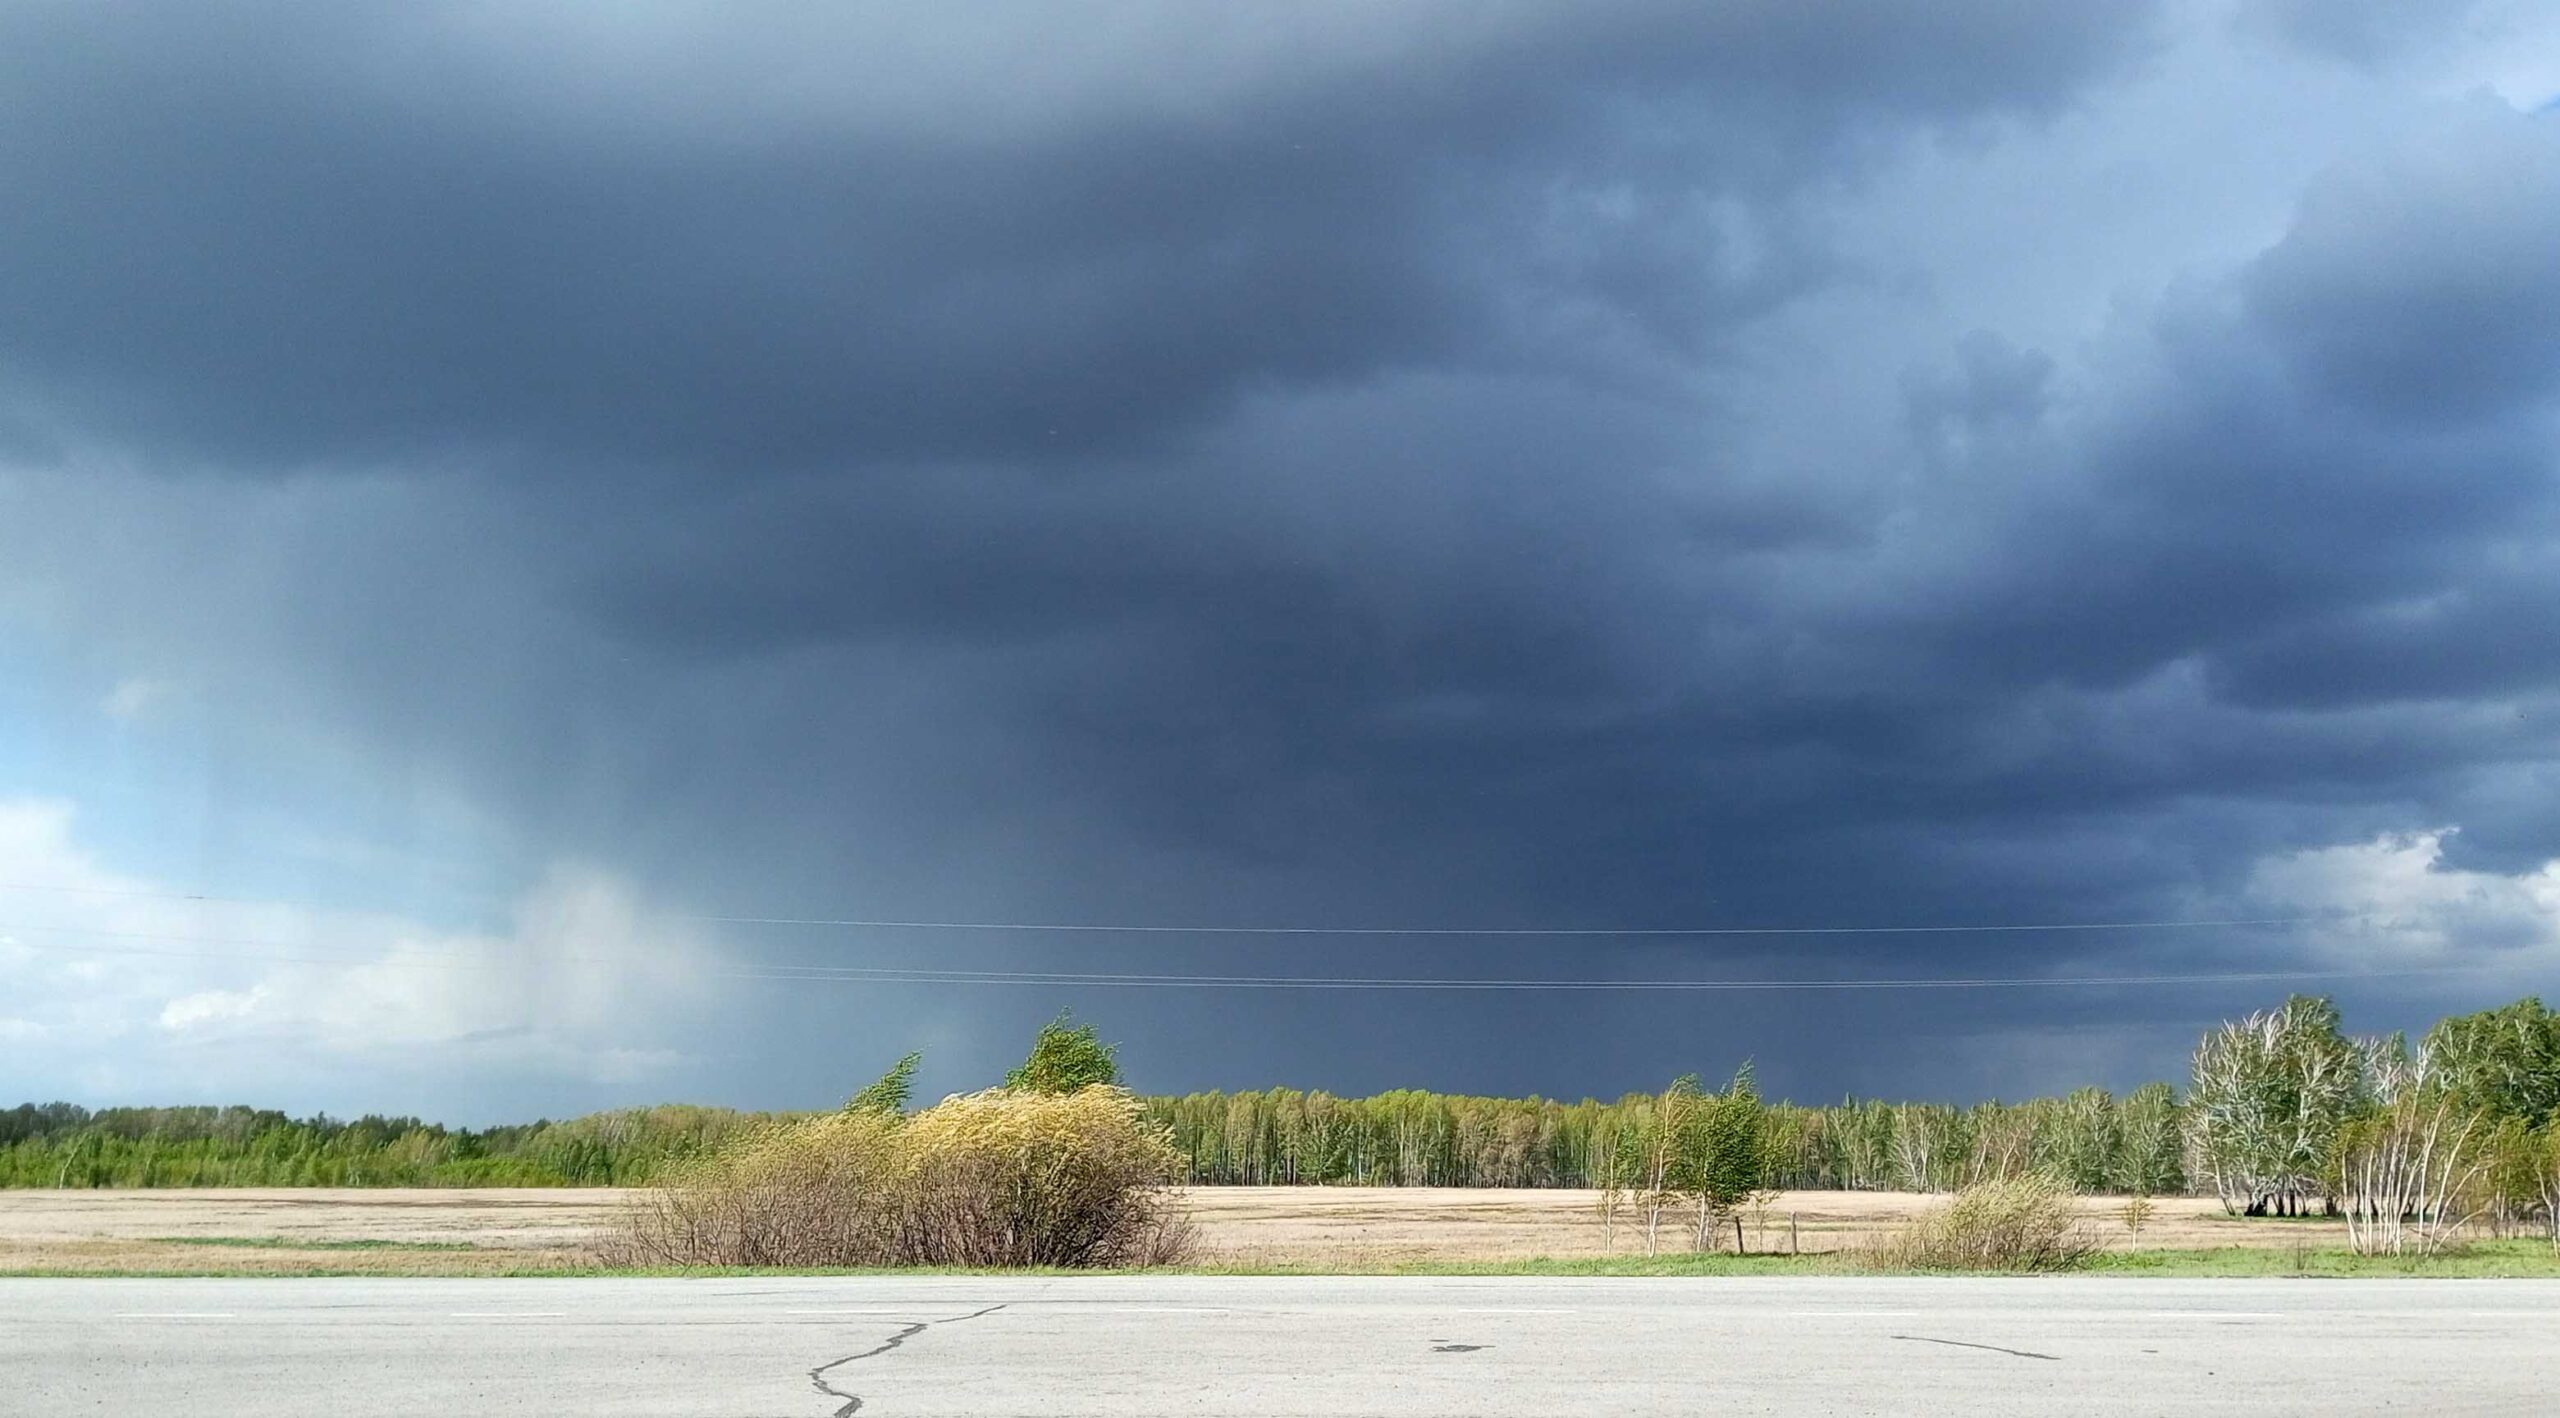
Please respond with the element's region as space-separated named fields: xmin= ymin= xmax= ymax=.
xmin=1681 ymin=1064 xmax=1772 ymax=1249
xmin=1006 ymin=1012 xmax=1121 ymax=1094
xmin=2424 ymin=998 xmax=2560 ymax=1127
xmin=2186 ymin=995 xmax=2362 ymax=1215
xmin=2114 ymin=1081 xmax=2186 ymax=1194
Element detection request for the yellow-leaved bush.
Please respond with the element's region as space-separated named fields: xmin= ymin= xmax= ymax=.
xmin=603 ymin=1085 xmax=1191 ymax=1269
xmin=1866 ymin=1174 xmax=2098 ymax=1272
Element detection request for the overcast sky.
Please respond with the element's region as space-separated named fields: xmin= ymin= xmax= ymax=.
xmin=5 ymin=0 xmax=2560 ymax=1122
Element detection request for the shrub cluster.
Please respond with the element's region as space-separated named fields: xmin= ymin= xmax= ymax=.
xmin=603 ymin=1085 xmax=1192 ymax=1269
xmin=1867 ymin=1175 xmax=2099 ymax=1272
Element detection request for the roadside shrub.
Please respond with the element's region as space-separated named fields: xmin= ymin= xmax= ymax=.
xmin=603 ymin=1109 xmax=907 ymax=1268
xmin=602 ymin=1086 xmax=1190 ymax=1269
xmin=898 ymin=1087 xmax=1191 ymax=1266
xmin=1868 ymin=1175 xmax=2098 ymax=1272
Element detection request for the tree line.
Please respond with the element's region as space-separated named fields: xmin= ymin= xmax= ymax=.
xmin=0 ymin=1103 xmax=772 ymax=1187
xmin=1138 ymin=1080 xmax=2186 ymax=1192
xmin=2183 ymin=994 xmax=2560 ymax=1251
xmin=7 ymin=995 xmax=2556 ymax=1236
xmin=0 ymin=1088 xmax=2179 ymax=1193
xmin=0 ymin=1010 xmax=1131 ymax=1188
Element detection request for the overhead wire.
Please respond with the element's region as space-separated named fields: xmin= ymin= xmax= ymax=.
xmin=0 ymin=877 xmax=2416 ymax=993
xmin=0 ymin=880 xmax=2328 ymax=937
xmin=0 ymin=917 xmax=2472 ymax=993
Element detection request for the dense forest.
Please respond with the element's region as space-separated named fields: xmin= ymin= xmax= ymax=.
xmin=1140 ymin=1084 xmax=2186 ymax=1192
xmin=7 ymin=995 xmax=2554 ymax=1201
xmin=0 ymin=1087 xmax=2180 ymax=1192
xmin=0 ymin=1103 xmax=770 ymax=1188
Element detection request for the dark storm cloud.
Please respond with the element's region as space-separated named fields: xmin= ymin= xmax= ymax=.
xmin=0 ymin=0 xmax=2159 ymax=470
xmin=2236 ymin=0 xmax=2502 ymax=68
xmin=1849 ymin=106 xmax=2560 ymax=888
xmin=2245 ymin=111 xmax=2560 ymax=423
xmin=6 ymin=1 xmax=2559 ymax=1108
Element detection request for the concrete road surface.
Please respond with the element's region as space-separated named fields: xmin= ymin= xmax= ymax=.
xmin=5 ymin=1276 xmax=2555 ymax=1415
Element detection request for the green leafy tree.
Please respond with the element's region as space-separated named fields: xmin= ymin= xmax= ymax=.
xmin=1639 ymin=1074 xmax=1703 ymax=1253
xmin=2046 ymin=1087 xmax=2122 ymax=1192
xmin=846 ymin=1052 xmax=923 ymax=1116
xmin=1682 ymin=1064 xmax=1773 ymax=1250
xmin=2186 ymin=995 xmax=2361 ymax=1215
xmin=2425 ymin=998 xmax=2560 ymax=1127
xmin=1005 ymin=1012 xmax=1121 ymax=1094
xmin=2480 ymin=1115 xmax=2542 ymax=1238
xmin=2538 ymin=1125 xmax=2560 ymax=1254
xmin=2114 ymin=1081 xmax=2187 ymax=1194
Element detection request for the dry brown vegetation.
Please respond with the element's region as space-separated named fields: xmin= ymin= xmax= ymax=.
xmin=1864 ymin=1176 xmax=2101 ymax=1272
xmin=601 ymin=1086 xmax=1192 ymax=1269
xmin=1178 ymin=1186 xmax=2323 ymax=1266
xmin=0 ymin=1184 xmax=2337 ymax=1274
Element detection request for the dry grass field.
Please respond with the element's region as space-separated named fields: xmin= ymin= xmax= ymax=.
xmin=1178 ymin=1187 xmax=2313 ymax=1264
xmin=0 ymin=1186 xmax=2333 ymax=1274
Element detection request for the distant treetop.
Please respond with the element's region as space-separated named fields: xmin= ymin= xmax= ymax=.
xmin=1006 ymin=1011 xmax=1121 ymax=1094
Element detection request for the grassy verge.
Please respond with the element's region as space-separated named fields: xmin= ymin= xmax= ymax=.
xmin=8 ymin=1240 xmax=2560 ymax=1280
xmin=2082 ymin=1239 xmax=2560 ymax=1278
xmin=1215 ymin=1241 xmax=2560 ymax=1279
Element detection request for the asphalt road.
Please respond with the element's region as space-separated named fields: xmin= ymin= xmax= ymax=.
xmin=5 ymin=1275 xmax=2555 ymax=1415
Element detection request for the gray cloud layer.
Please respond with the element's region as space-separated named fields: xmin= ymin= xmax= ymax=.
xmin=3 ymin=1 xmax=2557 ymax=1111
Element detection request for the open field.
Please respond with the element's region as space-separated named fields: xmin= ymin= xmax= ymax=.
xmin=1183 ymin=1187 xmax=2316 ymax=1264
xmin=10 ymin=1276 xmax=2560 ymax=1415
xmin=0 ymin=1186 xmax=2421 ymax=1276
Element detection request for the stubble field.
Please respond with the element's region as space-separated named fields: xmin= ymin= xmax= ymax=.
xmin=0 ymin=1186 xmax=2329 ymax=1275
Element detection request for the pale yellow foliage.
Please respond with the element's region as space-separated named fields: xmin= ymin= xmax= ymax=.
xmin=603 ymin=1086 xmax=1190 ymax=1269
xmin=1868 ymin=1175 xmax=2098 ymax=1272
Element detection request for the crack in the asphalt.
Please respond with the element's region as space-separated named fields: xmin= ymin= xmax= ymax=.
xmin=1890 ymin=1334 xmax=2059 ymax=1361
xmin=809 ymin=1304 xmax=1008 ymax=1416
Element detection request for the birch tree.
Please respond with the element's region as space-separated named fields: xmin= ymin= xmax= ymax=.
xmin=2186 ymin=996 xmax=2361 ymax=1215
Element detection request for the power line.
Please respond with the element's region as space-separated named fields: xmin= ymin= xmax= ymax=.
xmin=0 ymin=882 xmax=334 ymax=909
xmin=2 ymin=925 xmax=2491 ymax=992
xmin=0 ymin=881 xmax=2330 ymax=938
xmin=671 ymin=913 xmax=2330 ymax=936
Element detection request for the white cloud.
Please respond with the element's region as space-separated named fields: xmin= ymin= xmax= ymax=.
xmin=0 ymin=1018 xmax=45 ymax=1043
xmin=157 ymin=985 xmax=268 ymax=1030
xmin=242 ymin=863 xmax=723 ymax=1070
xmin=2245 ymin=828 xmax=2560 ymax=967
xmin=0 ymin=796 xmax=729 ymax=1090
